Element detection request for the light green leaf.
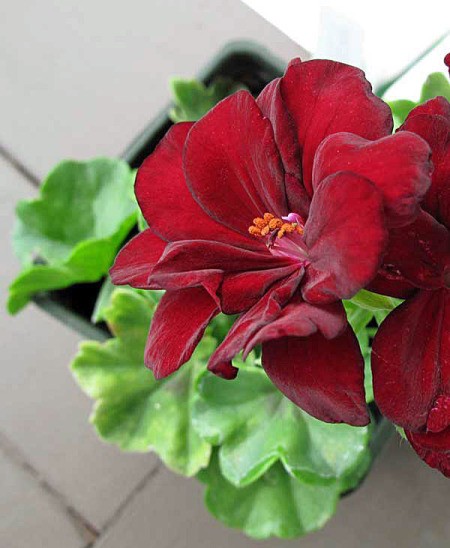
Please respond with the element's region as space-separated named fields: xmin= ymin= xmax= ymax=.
xmin=91 ymin=276 xmax=116 ymax=323
xmin=420 ymin=72 xmax=450 ymax=102
xmin=388 ymin=99 xmax=417 ymax=129
xmin=199 ymin=453 xmax=356 ymax=540
xmin=8 ymin=158 xmax=137 ymax=313
xmin=349 ymin=289 xmax=402 ymax=312
xmin=71 ymin=288 xmax=212 ymax=476
xmin=395 ymin=425 xmax=407 ymax=440
xmin=169 ymin=77 xmax=247 ymax=122
xmin=192 ymin=367 xmax=371 ymax=488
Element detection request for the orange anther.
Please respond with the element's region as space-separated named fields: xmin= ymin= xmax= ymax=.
xmin=296 ymin=225 xmax=304 ymax=235
xmin=268 ymin=218 xmax=283 ymax=230
xmin=263 ymin=213 xmax=275 ymax=222
xmin=253 ymin=217 xmax=266 ymax=229
xmin=281 ymin=223 xmax=295 ymax=233
xmin=261 ymin=225 xmax=270 ymax=236
xmin=248 ymin=226 xmax=262 ymax=236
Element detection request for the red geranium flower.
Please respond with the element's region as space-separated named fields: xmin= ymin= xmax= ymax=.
xmin=111 ymin=58 xmax=431 ymax=427
xmin=371 ymin=96 xmax=450 ymax=475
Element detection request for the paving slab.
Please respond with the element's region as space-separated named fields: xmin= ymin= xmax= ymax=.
xmin=0 ymin=158 xmax=159 ymax=530
xmin=0 ymin=446 xmax=84 ymax=548
xmin=0 ymin=0 xmax=304 ymax=181
xmin=93 ymin=436 xmax=450 ymax=548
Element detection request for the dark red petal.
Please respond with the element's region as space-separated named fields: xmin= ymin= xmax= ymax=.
xmin=313 ymin=131 xmax=432 ymax=227
xmin=372 ymin=288 xmax=450 ymax=431
xmin=257 ymin=78 xmax=302 ymax=180
xmin=404 ymin=96 xmax=450 ymax=120
xmin=145 ymin=287 xmax=219 ymax=378
xmin=406 ymin=428 xmax=450 ymax=478
xmin=257 ymin=79 xmax=310 ymax=217
xmin=243 ymin=298 xmax=347 ymax=353
xmin=135 ymin=122 xmax=254 ymax=248
xmin=302 ymin=172 xmax=387 ymax=304
xmin=220 ymin=264 xmax=299 ymax=314
xmin=445 ymin=53 xmax=450 ymax=76
xmin=109 ymin=229 xmax=167 ymax=289
xmin=184 ymin=91 xmax=288 ymax=235
xmin=367 ymin=272 xmax=417 ymax=299
xmin=382 ymin=211 xmax=450 ymax=290
xmin=208 ymin=273 xmax=301 ymax=379
xmin=280 ymin=59 xmax=392 ymax=194
xmin=149 ymin=239 xmax=292 ymax=302
xmin=262 ymin=326 xmax=369 ymax=426
xmin=400 ymin=107 xmax=450 ymax=228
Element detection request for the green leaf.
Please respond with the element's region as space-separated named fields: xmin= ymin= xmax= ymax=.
xmin=91 ymin=276 xmax=116 ymax=323
xmin=200 ymin=453 xmax=348 ymax=540
xmin=420 ymin=72 xmax=450 ymax=102
xmin=169 ymin=77 xmax=246 ymax=122
xmin=8 ymin=158 xmax=137 ymax=313
xmin=395 ymin=425 xmax=407 ymax=440
xmin=192 ymin=367 xmax=371 ymax=488
xmin=349 ymin=289 xmax=402 ymax=312
xmin=343 ymin=301 xmax=375 ymax=403
xmin=388 ymin=99 xmax=417 ymax=129
xmin=71 ymin=288 xmax=212 ymax=476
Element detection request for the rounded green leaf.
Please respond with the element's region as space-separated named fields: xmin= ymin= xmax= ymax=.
xmin=192 ymin=367 xmax=372 ymax=487
xmin=200 ymin=453 xmax=341 ymax=540
xmin=71 ymin=288 xmax=212 ymax=476
xmin=8 ymin=158 xmax=137 ymax=313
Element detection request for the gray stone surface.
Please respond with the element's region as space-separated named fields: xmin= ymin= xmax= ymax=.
xmin=0 ymin=0 xmax=304 ymax=181
xmin=0 ymin=158 xmax=159 ymax=530
xmin=0 ymin=447 xmax=84 ymax=548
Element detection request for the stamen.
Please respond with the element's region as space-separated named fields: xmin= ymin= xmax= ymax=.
xmin=248 ymin=211 xmax=305 ymax=241
xmin=248 ymin=226 xmax=262 ymax=236
xmin=268 ymin=218 xmax=283 ymax=230
xmin=253 ymin=217 xmax=266 ymax=229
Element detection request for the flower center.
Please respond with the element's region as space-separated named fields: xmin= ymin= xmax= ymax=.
xmin=248 ymin=212 xmax=309 ymax=264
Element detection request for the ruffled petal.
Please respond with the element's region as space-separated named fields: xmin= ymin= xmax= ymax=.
xmin=380 ymin=211 xmax=450 ymax=290
xmin=280 ymin=58 xmax=392 ymax=194
xmin=257 ymin=78 xmax=302 ymax=179
xmin=257 ymin=79 xmax=310 ymax=217
xmin=145 ymin=287 xmax=219 ymax=378
xmin=404 ymin=96 xmax=450 ymax=119
xmin=109 ymin=229 xmax=167 ymax=288
xmin=208 ymin=273 xmax=301 ymax=379
xmin=220 ymin=264 xmax=299 ymax=314
xmin=406 ymin=427 xmax=450 ymax=478
xmin=313 ymin=131 xmax=432 ymax=227
xmin=149 ymin=239 xmax=292 ymax=302
xmin=372 ymin=288 xmax=450 ymax=431
xmin=184 ymin=91 xmax=288 ymax=234
xmin=243 ymin=298 xmax=347 ymax=352
xmin=262 ymin=326 xmax=369 ymax=426
xmin=135 ymin=122 xmax=254 ymax=248
xmin=367 ymin=272 xmax=417 ymax=299
xmin=301 ymin=172 xmax=387 ymax=304
xmin=401 ymin=102 xmax=450 ymax=229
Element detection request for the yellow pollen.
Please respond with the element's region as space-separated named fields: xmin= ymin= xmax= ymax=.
xmin=268 ymin=218 xmax=283 ymax=230
xmin=248 ymin=212 xmax=302 ymax=239
xmin=248 ymin=226 xmax=262 ymax=236
xmin=253 ymin=217 xmax=266 ymax=229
